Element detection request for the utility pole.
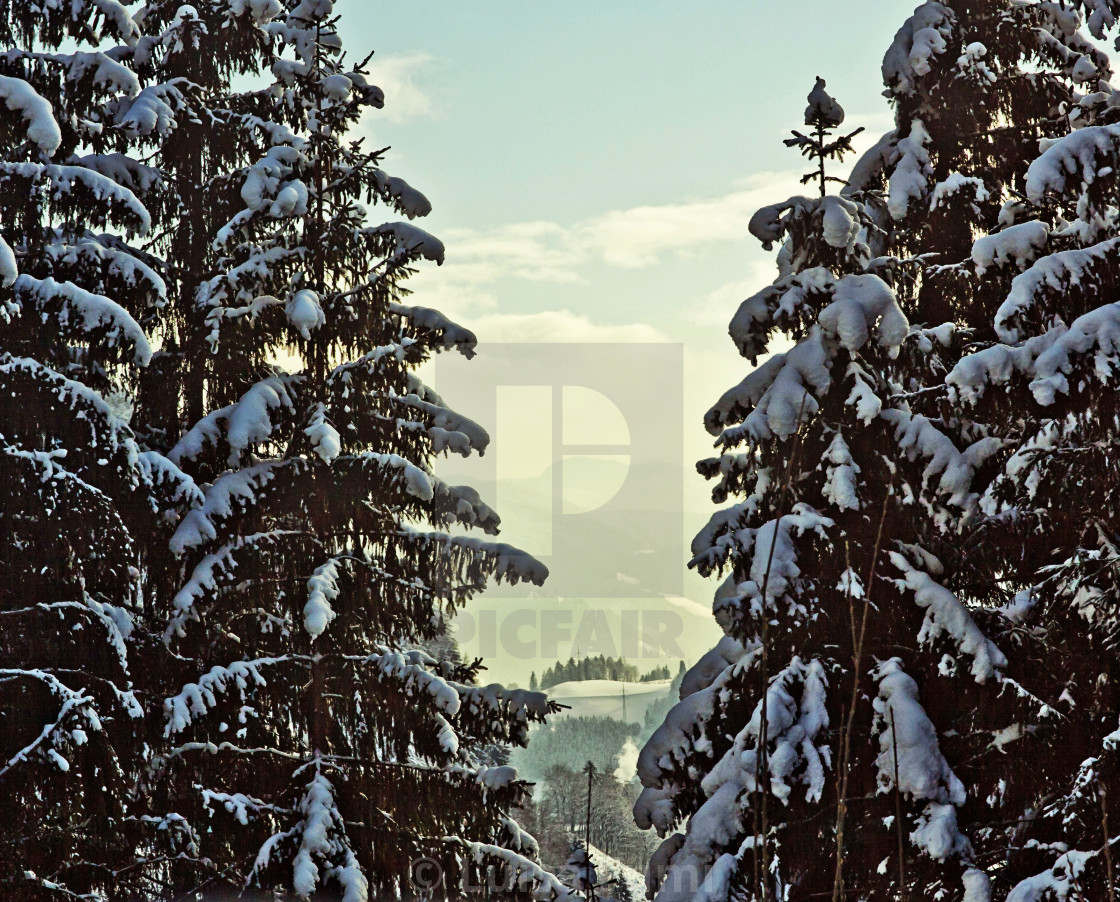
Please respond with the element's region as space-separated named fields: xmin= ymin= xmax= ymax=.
xmin=583 ymin=760 xmax=597 ymax=902
xmin=621 ymin=684 xmax=627 ymax=722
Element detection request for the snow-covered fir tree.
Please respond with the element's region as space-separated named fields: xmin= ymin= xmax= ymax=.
xmin=1 ymin=0 xmax=568 ymax=898
xmin=635 ymin=3 xmax=1120 ymax=900
xmin=141 ymin=1 xmax=567 ymax=898
xmin=942 ymin=17 xmax=1120 ymax=895
xmin=127 ymin=0 xmax=284 ymax=452
xmin=0 ymin=1 xmax=198 ymax=897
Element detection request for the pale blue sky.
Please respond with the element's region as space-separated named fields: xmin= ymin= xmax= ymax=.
xmin=340 ymin=1 xmax=911 ymax=385
xmin=344 ymin=1 xmax=908 ymax=222
xmin=335 ymin=0 xmax=918 ymax=681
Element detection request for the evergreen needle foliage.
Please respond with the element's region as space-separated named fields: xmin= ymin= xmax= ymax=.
xmin=636 ymin=2 xmax=1120 ymax=900
xmin=0 ymin=2 xmax=566 ymax=899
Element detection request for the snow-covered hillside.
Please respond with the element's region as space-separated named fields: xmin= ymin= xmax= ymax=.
xmin=585 ymin=843 xmax=646 ymax=902
xmin=547 ymin=678 xmax=673 ymax=723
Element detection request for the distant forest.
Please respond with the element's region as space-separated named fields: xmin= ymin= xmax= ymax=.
xmin=529 ymin=656 xmax=682 ymax=690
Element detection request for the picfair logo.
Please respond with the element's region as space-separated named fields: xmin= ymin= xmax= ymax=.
xmin=433 ymin=342 xmax=684 ymax=598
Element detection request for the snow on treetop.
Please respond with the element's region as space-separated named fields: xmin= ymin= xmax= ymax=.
xmin=804 ymin=76 xmax=844 ymax=127
xmin=0 ymin=667 xmax=113 ymax=778
xmin=136 ymin=450 xmax=204 ymax=511
xmin=694 ymin=853 xmax=739 ymax=902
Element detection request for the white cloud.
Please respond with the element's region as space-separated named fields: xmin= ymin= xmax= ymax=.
xmin=690 ymin=263 xmax=777 ymax=327
xmin=444 ymin=220 xmax=585 ymax=283
xmin=434 ymin=170 xmax=804 ymax=284
xmin=402 ymin=170 xmax=805 ymax=326
xmin=660 ymin=594 xmax=713 ymax=619
xmin=401 ymin=129 xmax=917 ymax=321
xmin=402 ymin=127 xmax=895 ymax=374
xmin=469 ymin=309 xmax=667 ymax=344
xmin=364 ymin=52 xmax=439 ymax=125
xmin=579 ymin=173 xmax=800 ymax=268
xmin=385 ymin=106 xmax=895 ymax=323
xmin=842 ymin=110 xmax=897 ymax=139
xmin=401 ymin=176 xmax=804 ymax=410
